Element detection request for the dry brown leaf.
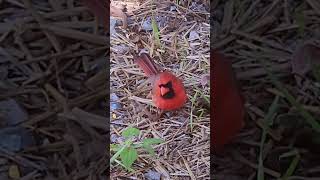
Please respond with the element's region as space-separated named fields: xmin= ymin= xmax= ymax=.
xmin=110 ymin=4 xmax=128 ymax=29
xmin=200 ymin=74 xmax=210 ymax=86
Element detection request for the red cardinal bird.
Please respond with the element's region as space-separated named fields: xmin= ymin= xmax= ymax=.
xmin=134 ymin=53 xmax=187 ymax=111
xmin=211 ymin=51 xmax=245 ymax=153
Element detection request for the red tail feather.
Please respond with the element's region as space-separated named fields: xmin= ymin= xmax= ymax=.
xmin=134 ymin=53 xmax=160 ymax=77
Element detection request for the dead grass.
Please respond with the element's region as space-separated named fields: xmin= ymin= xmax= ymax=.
xmin=213 ymin=0 xmax=320 ymax=179
xmin=110 ymin=0 xmax=210 ymax=179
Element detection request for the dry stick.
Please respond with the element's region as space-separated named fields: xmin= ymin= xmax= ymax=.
xmin=71 ymin=107 xmax=109 ymax=130
xmin=20 ymin=170 xmax=39 ymax=180
xmin=306 ymin=0 xmax=320 ymax=16
xmin=49 ymin=0 xmax=64 ymax=11
xmin=221 ymin=0 xmax=234 ymax=33
xmin=261 ymin=0 xmax=281 ymax=18
xmin=69 ymin=86 xmax=108 ymax=108
xmin=232 ymin=150 xmax=281 ymax=178
xmin=22 ymin=0 xmax=65 ymax=93
xmin=231 ymin=30 xmax=292 ymax=53
xmin=234 ymin=0 xmax=261 ymax=30
xmin=13 ymin=7 xmax=87 ymax=26
xmin=63 ymin=133 xmax=82 ymax=170
xmin=45 ymin=83 xmax=69 ymax=112
xmin=177 ymin=150 xmax=196 ymax=180
xmin=85 ymin=69 xmax=107 ymax=89
xmin=14 ymin=33 xmax=42 ymax=73
xmin=22 ymin=0 xmax=62 ymax=52
xmin=284 ymin=0 xmax=290 ymax=24
xmin=0 ymin=147 xmax=45 ymax=170
xmin=41 ymin=24 xmax=107 ymax=45
xmin=244 ymin=14 xmax=277 ymax=33
xmin=67 ymin=0 xmax=78 ymax=22
xmin=49 ymin=21 xmax=96 ymax=29
xmin=24 ymin=85 xmax=107 ymax=126
xmin=211 ymin=35 xmax=236 ymax=50
xmin=0 ymin=88 xmax=42 ymax=98
xmin=0 ymin=28 xmax=12 ymax=43
xmin=58 ymin=111 xmax=105 ymax=141
xmin=20 ymin=46 xmax=107 ymax=65
xmin=0 ymin=46 xmax=32 ymax=75
xmin=23 ymin=141 xmax=70 ymax=153
xmin=236 ymin=63 xmax=291 ymax=80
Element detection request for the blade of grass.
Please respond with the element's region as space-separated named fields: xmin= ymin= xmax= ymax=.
xmin=258 ymin=95 xmax=280 ymax=180
xmin=189 ymin=90 xmax=199 ymax=131
xmin=114 ymin=159 xmax=135 ymax=172
xmin=110 ymin=139 xmax=131 ymax=165
xmin=280 ymin=149 xmax=300 ymax=180
xmin=260 ymin=61 xmax=320 ymax=133
xmin=151 ymin=13 xmax=161 ymax=48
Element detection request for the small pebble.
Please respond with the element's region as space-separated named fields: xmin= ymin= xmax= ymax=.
xmin=110 ymin=93 xmax=121 ymax=111
xmin=170 ymin=5 xmax=177 ymax=12
xmin=188 ymin=30 xmax=200 ymax=41
xmin=145 ymin=170 xmax=161 ymax=180
xmin=110 ymin=17 xmax=117 ymax=36
xmin=113 ymin=44 xmax=129 ymax=54
xmin=142 ymin=17 xmax=153 ymax=31
xmin=110 ymin=134 xmax=118 ymax=143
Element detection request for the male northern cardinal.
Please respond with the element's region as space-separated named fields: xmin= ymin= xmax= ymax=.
xmin=134 ymin=53 xmax=187 ymax=110
xmin=211 ymin=51 xmax=245 ymax=153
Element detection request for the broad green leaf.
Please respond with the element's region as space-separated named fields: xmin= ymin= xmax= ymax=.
xmin=142 ymin=144 xmax=155 ymax=156
xmin=142 ymin=138 xmax=163 ymax=156
xmin=110 ymin=139 xmax=132 ymax=164
xmin=142 ymin=138 xmax=164 ymax=145
xmin=114 ymin=159 xmax=134 ymax=172
xmin=122 ymin=127 xmax=140 ymax=138
xmin=120 ymin=147 xmax=138 ymax=170
xmin=110 ymin=144 xmax=120 ymax=152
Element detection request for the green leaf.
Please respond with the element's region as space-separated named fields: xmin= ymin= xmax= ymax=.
xmin=120 ymin=147 xmax=138 ymax=171
xmin=258 ymin=95 xmax=280 ymax=180
xmin=122 ymin=127 xmax=140 ymax=138
xmin=142 ymin=138 xmax=163 ymax=156
xmin=151 ymin=15 xmax=161 ymax=47
xmin=114 ymin=159 xmax=134 ymax=172
xmin=110 ymin=139 xmax=132 ymax=164
xmin=142 ymin=138 xmax=164 ymax=145
xmin=281 ymin=151 xmax=300 ymax=180
xmin=262 ymin=61 xmax=320 ymax=133
xmin=110 ymin=144 xmax=120 ymax=152
xmin=142 ymin=144 xmax=156 ymax=156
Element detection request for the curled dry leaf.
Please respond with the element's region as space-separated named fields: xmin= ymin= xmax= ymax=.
xmin=200 ymin=74 xmax=210 ymax=86
xmin=292 ymin=43 xmax=320 ymax=76
xmin=110 ymin=4 xmax=128 ymax=29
